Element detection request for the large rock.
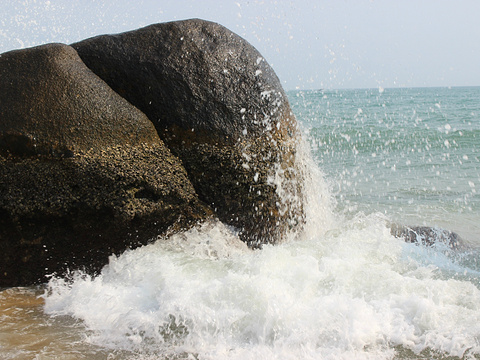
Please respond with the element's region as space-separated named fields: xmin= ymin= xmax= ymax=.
xmin=72 ymin=19 xmax=305 ymax=246
xmin=0 ymin=43 xmax=210 ymax=286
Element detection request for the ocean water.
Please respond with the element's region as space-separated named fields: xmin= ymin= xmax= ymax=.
xmin=1 ymin=87 xmax=480 ymax=360
xmin=292 ymin=87 xmax=480 ymax=244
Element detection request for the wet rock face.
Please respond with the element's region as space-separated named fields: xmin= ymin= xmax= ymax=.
xmin=72 ymin=19 xmax=293 ymax=143
xmin=0 ymin=43 xmax=210 ymax=286
xmin=72 ymin=19 xmax=305 ymax=245
xmin=390 ymin=224 xmax=462 ymax=249
xmin=0 ymin=19 xmax=307 ymax=286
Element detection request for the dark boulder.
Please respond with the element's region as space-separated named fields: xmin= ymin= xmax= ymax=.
xmin=0 ymin=43 xmax=210 ymax=286
xmin=72 ymin=19 xmax=305 ymax=246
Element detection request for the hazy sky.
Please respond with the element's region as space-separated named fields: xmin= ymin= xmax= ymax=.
xmin=1 ymin=0 xmax=479 ymax=90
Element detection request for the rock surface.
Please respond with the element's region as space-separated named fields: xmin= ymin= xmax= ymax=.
xmin=72 ymin=19 xmax=305 ymax=245
xmin=0 ymin=43 xmax=158 ymax=156
xmin=390 ymin=224 xmax=462 ymax=249
xmin=0 ymin=43 xmax=210 ymax=286
xmin=0 ymin=22 xmax=464 ymax=286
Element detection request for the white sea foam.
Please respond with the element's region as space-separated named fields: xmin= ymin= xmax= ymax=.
xmin=43 ymin=160 xmax=480 ymax=360
xmin=42 ymin=87 xmax=480 ymax=359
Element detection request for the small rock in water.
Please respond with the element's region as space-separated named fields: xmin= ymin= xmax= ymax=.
xmin=390 ymin=224 xmax=462 ymax=250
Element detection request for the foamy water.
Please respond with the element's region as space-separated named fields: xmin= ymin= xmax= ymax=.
xmin=37 ymin=214 xmax=480 ymax=360
xmin=2 ymin=87 xmax=480 ymax=359
xmin=37 ymin=145 xmax=480 ymax=359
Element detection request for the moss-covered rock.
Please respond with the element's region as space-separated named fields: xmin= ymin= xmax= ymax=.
xmin=0 ymin=43 xmax=210 ymax=286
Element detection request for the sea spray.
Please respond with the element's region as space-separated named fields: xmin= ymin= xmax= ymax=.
xmin=38 ymin=87 xmax=480 ymax=359
xmin=291 ymin=87 xmax=480 ymax=244
xmin=43 ymin=188 xmax=480 ymax=359
xmin=41 ymin=134 xmax=338 ymax=358
xmin=43 ymin=213 xmax=480 ymax=359
xmin=265 ymin=127 xmax=337 ymax=245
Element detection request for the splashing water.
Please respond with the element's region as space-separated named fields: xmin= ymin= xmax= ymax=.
xmin=2 ymin=87 xmax=480 ymax=360
xmin=40 ymin=215 xmax=480 ymax=360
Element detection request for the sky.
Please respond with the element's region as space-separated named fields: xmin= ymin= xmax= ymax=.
xmin=1 ymin=0 xmax=479 ymax=90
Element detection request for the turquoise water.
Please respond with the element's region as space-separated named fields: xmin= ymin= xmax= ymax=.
xmin=290 ymin=87 xmax=480 ymax=244
xmin=2 ymin=87 xmax=480 ymax=360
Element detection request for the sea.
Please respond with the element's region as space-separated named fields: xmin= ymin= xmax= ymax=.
xmin=1 ymin=86 xmax=479 ymax=360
